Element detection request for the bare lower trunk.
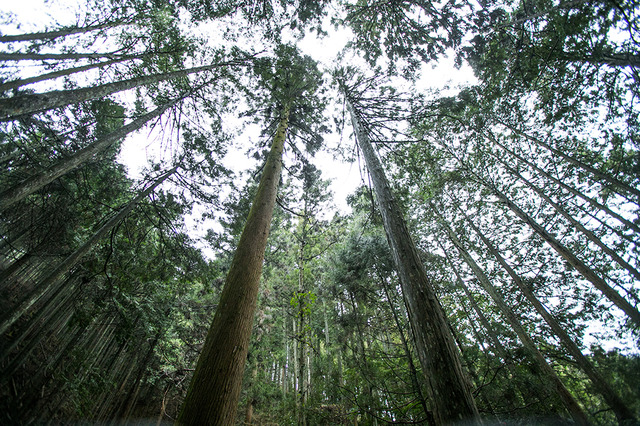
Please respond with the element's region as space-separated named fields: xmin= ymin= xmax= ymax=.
xmin=346 ymin=100 xmax=479 ymax=425
xmin=177 ymin=104 xmax=290 ymax=426
xmin=379 ymin=273 xmax=432 ymax=424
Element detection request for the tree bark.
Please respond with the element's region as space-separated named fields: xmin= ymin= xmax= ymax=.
xmin=431 ymin=202 xmax=590 ymax=425
xmin=346 ymin=99 xmax=480 ymax=425
xmin=458 ymin=203 xmax=638 ymax=424
xmin=440 ymin=247 xmax=509 ymax=360
xmin=176 ymin=103 xmax=290 ymax=426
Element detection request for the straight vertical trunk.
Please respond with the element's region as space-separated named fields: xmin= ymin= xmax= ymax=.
xmin=297 ymin=213 xmax=308 ymax=426
xmin=432 ymin=203 xmax=590 ymax=425
xmin=0 ymin=51 xmax=137 ymax=62
xmin=346 ymin=100 xmax=480 ymax=425
xmin=459 ymin=205 xmax=637 ymax=424
xmin=177 ymin=103 xmax=290 ymax=426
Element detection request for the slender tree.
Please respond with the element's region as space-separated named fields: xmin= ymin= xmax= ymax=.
xmin=0 ymin=165 xmax=178 ymax=337
xmin=454 ymin=198 xmax=638 ymax=424
xmin=0 ymin=53 xmax=253 ymax=121
xmin=340 ymin=76 xmax=480 ymax=424
xmin=177 ymin=45 xmax=325 ymax=425
xmin=431 ymin=200 xmax=590 ymax=425
xmin=0 ymin=95 xmax=186 ymax=210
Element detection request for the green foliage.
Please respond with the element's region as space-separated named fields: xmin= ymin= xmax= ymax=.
xmin=2 ymin=0 xmax=639 ymax=423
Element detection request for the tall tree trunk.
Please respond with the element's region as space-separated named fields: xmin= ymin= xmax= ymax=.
xmin=435 ymin=134 xmax=640 ymax=235
xmin=346 ymin=100 xmax=480 ymax=425
xmin=177 ymin=103 xmax=290 ymax=426
xmin=117 ymin=332 xmax=161 ymax=421
xmin=438 ymin=137 xmax=640 ymax=324
xmin=0 ymin=99 xmax=180 ymax=211
xmin=0 ymin=166 xmax=177 ymax=336
xmin=491 ymin=186 xmax=640 ymax=325
xmin=432 ymin=202 xmax=590 ymax=425
xmin=0 ymin=57 xmax=250 ymax=121
xmin=0 ymin=19 xmax=129 ymax=43
xmin=458 ymin=204 xmax=637 ymax=424
xmin=284 ymin=318 xmax=290 ymax=395
xmin=0 ymin=56 xmax=137 ymax=92
xmin=498 ymin=159 xmax=640 ymax=283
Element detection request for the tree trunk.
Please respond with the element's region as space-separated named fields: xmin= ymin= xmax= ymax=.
xmin=499 ymin=159 xmax=640 ymax=283
xmin=176 ymin=103 xmax=290 ymax=426
xmin=346 ymin=99 xmax=480 ymax=425
xmin=459 ymin=204 xmax=637 ymax=424
xmin=432 ymin=202 xmax=590 ymax=425
xmin=0 ymin=57 xmax=250 ymax=121
xmin=0 ymin=166 xmax=177 ymax=336
xmin=0 ymin=19 xmax=128 ymax=43
xmin=491 ymin=186 xmax=640 ymax=325
xmin=560 ymin=51 xmax=640 ymax=68
xmin=0 ymin=100 xmax=179 ymax=211
xmin=0 ymin=56 xmax=136 ymax=92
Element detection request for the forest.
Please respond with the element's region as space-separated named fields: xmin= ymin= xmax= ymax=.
xmin=0 ymin=0 xmax=639 ymax=424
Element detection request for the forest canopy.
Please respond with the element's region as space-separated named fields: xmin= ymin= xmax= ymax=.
xmin=0 ymin=0 xmax=639 ymax=424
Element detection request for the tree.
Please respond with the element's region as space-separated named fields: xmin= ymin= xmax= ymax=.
xmin=0 ymin=52 xmax=254 ymax=121
xmin=177 ymin=44 xmax=325 ymax=425
xmin=339 ymin=72 xmax=480 ymax=425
